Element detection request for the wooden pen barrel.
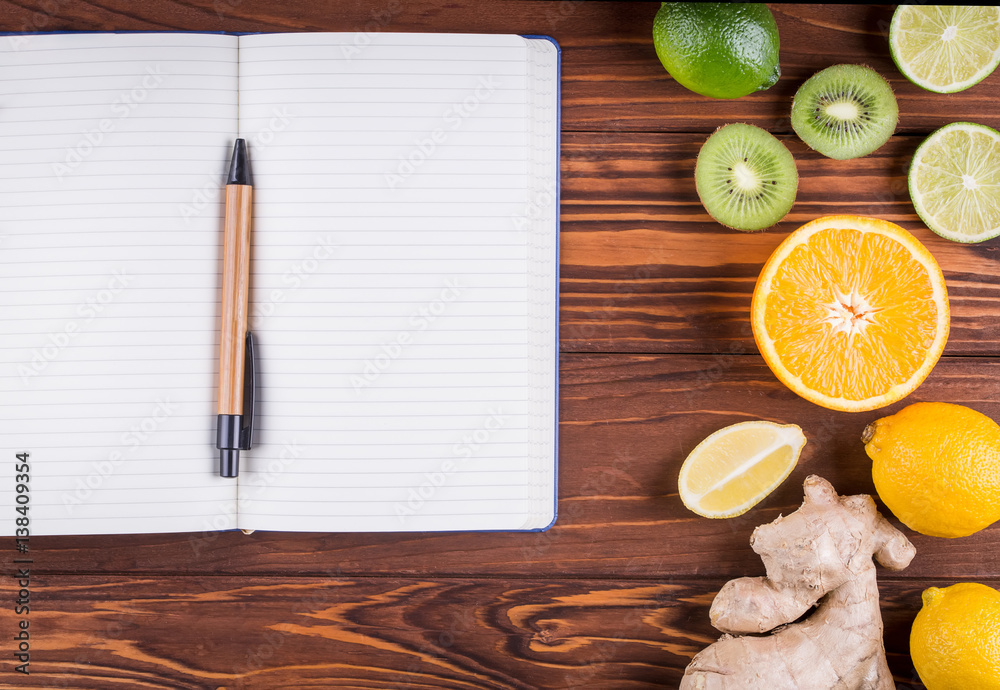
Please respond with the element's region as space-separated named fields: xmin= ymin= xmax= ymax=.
xmin=217 ymin=183 xmax=253 ymax=415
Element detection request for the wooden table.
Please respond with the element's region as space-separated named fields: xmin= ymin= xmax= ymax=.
xmin=2 ymin=3 xmax=999 ymax=687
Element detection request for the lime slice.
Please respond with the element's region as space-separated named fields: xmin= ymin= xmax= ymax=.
xmin=909 ymin=122 xmax=1000 ymax=243
xmin=889 ymin=5 xmax=1000 ymax=93
xmin=678 ymin=421 xmax=805 ymax=519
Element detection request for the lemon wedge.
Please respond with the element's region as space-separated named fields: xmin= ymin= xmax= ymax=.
xmin=679 ymin=421 xmax=806 ymax=518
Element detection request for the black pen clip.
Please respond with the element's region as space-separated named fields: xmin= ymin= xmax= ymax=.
xmin=239 ymin=331 xmax=256 ymax=451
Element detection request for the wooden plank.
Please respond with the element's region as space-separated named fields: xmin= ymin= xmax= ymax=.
xmin=0 ymin=573 xmax=970 ymax=688
xmin=2 ymin=3 xmax=998 ymax=134
xmin=0 ymin=4 xmax=996 ymax=686
xmin=560 ymin=132 xmax=1000 ymax=354
xmin=563 ymin=4 xmax=1000 ymax=134
xmin=9 ymin=355 xmax=1000 ymax=580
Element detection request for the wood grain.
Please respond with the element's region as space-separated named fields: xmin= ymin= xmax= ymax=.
xmin=0 ymin=574 xmax=971 ymax=688
xmin=560 ymin=132 xmax=1000 ymax=354
xmin=2 ymin=3 xmax=999 ymax=689
xmin=218 ymin=185 xmax=253 ymax=415
xmin=1 ymin=2 xmax=998 ymax=134
xmin=10 ymin=355 xmax=1000 ymax=581
xmin=562 ymin=4 xmax=1000 ymax=134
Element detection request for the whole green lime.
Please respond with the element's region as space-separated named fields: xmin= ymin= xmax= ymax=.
xmin=653 ymin=3 xmax=781 ymax=99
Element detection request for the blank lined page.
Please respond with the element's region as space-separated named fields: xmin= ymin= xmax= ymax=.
xmin=236 ymin=33 xmax=558 ymax=532
xmin=0 ymin=33 xmax=239 ymax=535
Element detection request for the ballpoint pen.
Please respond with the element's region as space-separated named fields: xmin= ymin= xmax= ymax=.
xmin=216 ymin=139 xmax=256 ymax=478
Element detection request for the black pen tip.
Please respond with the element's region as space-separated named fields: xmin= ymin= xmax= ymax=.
xmin=227 ymin=138 xmax=252 ymax=186
xmin=220 ymin=448 xmax=240 ymax=478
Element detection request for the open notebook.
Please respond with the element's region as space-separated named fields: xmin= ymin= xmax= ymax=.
xmin=0 ymin=32 xmax=559 ymax=535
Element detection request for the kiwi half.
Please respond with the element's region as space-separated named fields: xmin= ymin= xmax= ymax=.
xmin=791 ymin=64 xmax=898 ymax=160
xmin=695 ymin=123 xmax=798 ymax=232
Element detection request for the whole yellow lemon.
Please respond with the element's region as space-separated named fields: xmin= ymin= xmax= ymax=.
xmin=863 ymin=402 xmax=1000 ymax=537
xmin=911 ymin=583 xmax=1000 ymax=689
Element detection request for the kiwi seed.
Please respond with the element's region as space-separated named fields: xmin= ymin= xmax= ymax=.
xmin=790 ymin=64 xmax=898 ymax=160
xmin=694 ymin=123 xmax=798 ymax=232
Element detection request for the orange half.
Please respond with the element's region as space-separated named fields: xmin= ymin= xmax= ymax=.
xmin=751 ymin=215 xmax=949 ymax=412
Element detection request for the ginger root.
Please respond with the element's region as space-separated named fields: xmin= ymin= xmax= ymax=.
xmin=681 ymin=475 xmax=915 ymax=690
